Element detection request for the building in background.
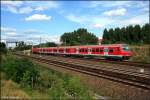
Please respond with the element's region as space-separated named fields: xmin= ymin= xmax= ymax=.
xmin=98 ymin=38 xmax=103 ymax=45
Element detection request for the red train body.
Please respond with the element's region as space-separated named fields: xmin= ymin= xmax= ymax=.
xmin=32 ymin=44 xmax=132 ymax=60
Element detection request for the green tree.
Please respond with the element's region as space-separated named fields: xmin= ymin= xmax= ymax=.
xmin=14 ymin=41 xmax=32 ymax=51
xmin=141 ymin=23 xmax=150 ymax=44
xmin=114 ymin=27 xmax=121 ymax=42
xmin=60 ymin=28 xmax=98 ymax=46
xmin=102 ymin=28 xmax=110 ymax=44
xmin=108 ymin=28 xmax=114 ymax=43
xmin=120 ymin=27 xmax=126 ymax=42
xmin=133 ymin=25 xmax=141 ymax=43
xmin=102 ymin=23 xmax=149 ymax=44
xmin=0 ymin=42 xmax=7 ymax=54
xmin=45 ymin=42 xmax=57 ymax=47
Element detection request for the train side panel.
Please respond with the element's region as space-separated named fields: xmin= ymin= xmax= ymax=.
xmin=31 ymin=44 xmax=132 ymax=60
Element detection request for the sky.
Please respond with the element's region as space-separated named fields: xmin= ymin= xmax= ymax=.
xmin=1 ymin=1 xmax=149 ymax=45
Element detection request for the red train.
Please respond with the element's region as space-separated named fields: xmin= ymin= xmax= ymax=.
xmin=32 ymin=44 xmax=132 ymax=60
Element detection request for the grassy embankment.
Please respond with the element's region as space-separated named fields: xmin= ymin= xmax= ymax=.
xmin=129 ymin=45 xmax=150 ymax=63
xmin=1 ymin=53 xmax=94 ymax=99
xmin=1 ymin=73 xmax=30 ymax=99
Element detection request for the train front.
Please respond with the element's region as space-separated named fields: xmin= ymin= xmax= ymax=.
xmin=120 ymin=44 xmax=132 ymax=60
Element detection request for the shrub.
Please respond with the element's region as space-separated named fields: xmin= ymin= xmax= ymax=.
xmin=64 ymin=76 xmax=93 ymax=100
xmin=49 ymin=78 xmax=67 ymax=100
xmin=3 ymin=55 xmax=39 ymax=88
xmin=37 ymin=71 xmax=54 ymax=92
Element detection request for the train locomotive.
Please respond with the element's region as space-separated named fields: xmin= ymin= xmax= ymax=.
xmin=32 ymin=44 xmax=132 ymax=60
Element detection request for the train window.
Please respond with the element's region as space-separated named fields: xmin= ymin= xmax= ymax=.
xmin=66 ymin=49 xmax=69 ymax=52
xmin=54 ymin=49 xmax=57 ymax=52
xmin=59 ymin=49 xmax=63 ymax=52
xmin=82 ymin=49 xmax=84 ymax=52
xmin=123 ymin=46 xmax=128 ymax=51
xmin=88 ymin=48 xmax=92 ymax=52
xmin=79 ymin=49 xmax=81 ymax=52
xmin=80 ymin=49 xmax=83 ymax=52
xmin=92 ymin=49 xmax=95 ymax=52
xmin=109 ymin=48 xmax=113 ymax=53
xmin=85 ymin=49 xmax=88 ymax=52
xmin=96 ymin=48 xmax=99 ymax=52
xmin=100 ymin=49 xmax=103 ymax=52
xmin=117 ymin=48 xmax=119 ymax=51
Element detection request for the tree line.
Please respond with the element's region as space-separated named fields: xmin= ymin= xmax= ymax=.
xmin=60 ymin=28 xmax=98 ymax=46
xmin=102 ymin=23 xmax=150 ymax=44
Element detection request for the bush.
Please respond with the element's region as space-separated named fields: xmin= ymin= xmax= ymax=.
xmin=0 ymin=42 xmax=7 ymax=54
xmin=63 ymin=76 xmax=93 ymax=100
xmin=2 ymin=55 xmax=94 ymax=99
xmin=3 ymin=55 xmax=39 ymax=88
xmin=49 ymin=78 xmax=67 ymax=100
xmin=37 ymin=71 xmax=54 ymax=92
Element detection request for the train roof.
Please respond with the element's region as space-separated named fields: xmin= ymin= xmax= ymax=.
xmin=33 ymin=44 xmax=128 ymax=49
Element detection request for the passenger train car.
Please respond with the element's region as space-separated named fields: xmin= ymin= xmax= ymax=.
xmin=32 ymin=44 xmax=132 ymax=60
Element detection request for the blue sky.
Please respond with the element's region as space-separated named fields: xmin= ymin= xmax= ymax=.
xmin=1 ymin=1 xmax=149 ymax=44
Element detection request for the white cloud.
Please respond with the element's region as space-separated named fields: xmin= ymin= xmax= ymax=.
xmin=41 ymin=35 xmax=60 ymax=44
xmin=1 ymin=27 xmax=61 ymax=44
xmin=1 ymin=1 xmax=23 ymax=7
xmin=33 ymin=1 xmax=59 ymax=11
xmin=1 ymin=27 xmax=16 ymax=33
xmin=66 ymin=13 xmax=115 ymax=29
xmin=141 ymin=7 xmax=149 ymax=12
xmin=25 ymin=34 xmax=61 ymax=44
xmin=103 ymin=8 xmax=126 ymax=16
xmin=1 ymin=1 xmax=59 ymax=14
xmin=7 ymin=6 xmax=18 ymax=14
xmin=128 ymin=19 xmax=142 ymax=25
xmin=35 ymin=6 xmax=49 ymax=11
xmin=120 ymin=14 xmax=149 ymax=25
xmin=1 ymin=27 xmax=18 ymax=41
xmin=5 ymin=32 xmax=17 ymax=36
xmin=91 ymin=23 xmax=103 ymax=29
xmin=90 ymin=17 xmax=115 ymax=29
xmin=23 ymin=29 xmax=44 ymax=34
xmin=88 ymin=1 xmax=131 ymax=8
xmin=25 ymin=14 xmax=51 ymax=21
xmin=19 ymin=7 xmax=33 ymax=14
xmin=66 ymin=14 xmax=89 ymax=24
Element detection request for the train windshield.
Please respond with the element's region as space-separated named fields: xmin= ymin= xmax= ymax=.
xmin=122 ymin=45 xmax=129 ymax=51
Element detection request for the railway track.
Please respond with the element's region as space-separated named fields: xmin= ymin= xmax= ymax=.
xmin=31 ymin=54 xmax=150 ymax=75
xmin=88 ymin=58 xmax=150 ymax=68
xmin=32 ymin=53 xmax=150 ymax=68
xmin=52 ymin=55 xmax=150 ymax=68
xmin=14 ymin=53 xmax=150 ymax=90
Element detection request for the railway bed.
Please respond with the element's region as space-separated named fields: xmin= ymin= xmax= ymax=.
xmin=50 ymin=54 xmax=150 ymax=68
xmin=14 ymin=53 xmax=150 ymax=90
xmin=31 ymin=53 xmax=150 ymax=75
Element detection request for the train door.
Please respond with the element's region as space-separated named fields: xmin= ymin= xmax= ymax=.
xmin=76 ymin=48 xmax=79 ymax=54
xmin=88 ymin=48 xmax=92 ymax=54
xmin=64 ymin=48 xmax=66 ymax=54
xmin=104 ymin=47 xmax=108 ymax=56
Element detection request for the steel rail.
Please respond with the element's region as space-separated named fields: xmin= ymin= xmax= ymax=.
xmin=30 ymin=54 xmax=150 ymax=76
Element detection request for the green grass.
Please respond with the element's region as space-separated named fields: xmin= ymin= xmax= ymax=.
xmin=129 ymin=45 xmax=150 ymax=63
xmin=1 ymin=73 xmax=30 ymax=99
xmin=1 ymin=53 xmax=94 ymax=99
